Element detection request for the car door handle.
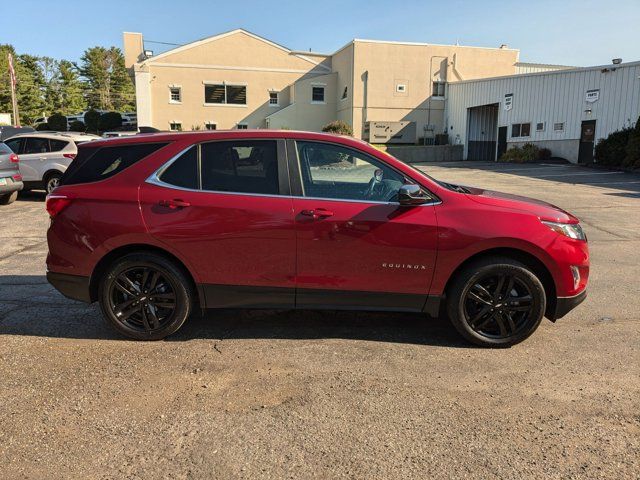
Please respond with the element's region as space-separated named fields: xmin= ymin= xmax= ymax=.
xmin=301 ymin=208 xmax=334 ymax=219
xmin=159 ymin=199 xmax=191 ymax=209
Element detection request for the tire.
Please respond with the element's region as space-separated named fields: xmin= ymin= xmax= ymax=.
xmin=98 ymin=252 xmax=194 ymax=340
xmin=446 ymin=256 xmax=546 ymax=347
xmin=0 ymin=191 xmax=18 ymax=205
xmin=45 ymin=172 xmax=62 ymax=194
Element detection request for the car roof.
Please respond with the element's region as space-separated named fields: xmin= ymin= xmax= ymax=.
xmin=6 ymin=131 xmax=101 ymax=142
xmin=84 ymin=129 xmax=370 ymax=149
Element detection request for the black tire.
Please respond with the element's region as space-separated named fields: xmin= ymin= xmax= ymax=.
xmin=45 ymin=172 xmax=62 ymax=194
xmin=0 ymin=191 xmax=18 ymax=205
xmin=98 ymin=252 xmax=194 ymax=340
xmin=446 ymin=256 xmax=546 ymax=347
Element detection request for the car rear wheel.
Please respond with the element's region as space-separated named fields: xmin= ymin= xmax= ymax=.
xmin=45 ymin=172 xmax=62 ymax=194
xmin=98 ymin=253 xmax=194 ymax=340
xmin=446 ymin=256 xmax=546 ymax=347
xmin=0 ymin=191 xmax=18 ymax=205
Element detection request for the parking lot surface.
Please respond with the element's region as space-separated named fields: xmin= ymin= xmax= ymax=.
xmin=1 ymin=162 xmax=638 ymax=479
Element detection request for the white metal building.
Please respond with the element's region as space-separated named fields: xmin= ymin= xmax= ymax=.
xmin=446 ymin=61 xmax=640 ymax=163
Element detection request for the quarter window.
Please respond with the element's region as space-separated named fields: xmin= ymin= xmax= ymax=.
xmin=295 ymin=141 xmax=405 ymax=202
xmin=312 ymin=86 xmax=325 ymax=103
xmin=201 ymin=140 xmax=280 ymax=195
xmin=204 ymin=84 xmax=247 ymax=105
xmin=49 ymin=139 xmax=69 ymax=152
xmin=4 ymin=138 xmax=23 ymax=154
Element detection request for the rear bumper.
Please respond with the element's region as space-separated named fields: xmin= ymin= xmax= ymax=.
xmin=47 ymin=271 xmax=92 ymax=303
xmin=550 ymin=290 xmax=587 ymax=320
xmin=0 ymin=179 xmax=23 ymax=194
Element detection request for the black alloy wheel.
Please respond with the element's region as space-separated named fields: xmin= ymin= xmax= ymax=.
xmin=447 ymin=256 xmax=546 ymax=347
xmin=99 ymin=253 xmax=194 ymax=340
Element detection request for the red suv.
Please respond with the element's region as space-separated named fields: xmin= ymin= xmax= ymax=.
xmin=46 ymin=131 xmax=588 ymax=346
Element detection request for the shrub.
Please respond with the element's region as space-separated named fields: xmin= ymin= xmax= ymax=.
xmin=499 ymin=143 xmax=540 ymax=163
xmin=48 ymin=113 xmax=68 ymax=131
xmin=36 ymin=122 xmax=50 ymax=131
xmin=98 ymin=111 xmax=123 ymax=132
xmin=83 ymin=109 xmax=101 ymax=133
xmin=322 ymin=120 xmax=353 ymax=136
xmin=595 ymin=128 xmax=632 ymax=166
xmin=623 ymin=116 xmax=640 ymax=168
xmin=68 ymin=120 xmax=86 ymax=132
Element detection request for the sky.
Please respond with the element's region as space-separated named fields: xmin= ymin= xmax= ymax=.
xmin=3 ymin=0 xmax=640 ymax=67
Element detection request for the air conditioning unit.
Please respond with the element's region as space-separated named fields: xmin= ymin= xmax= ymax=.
xmin=364 ymin=121 xmax=416 ymax=144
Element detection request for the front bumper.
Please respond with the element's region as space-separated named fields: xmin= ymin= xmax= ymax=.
xmin=47 ymin=271 xmax=92 ymax=303
xmin=549 ymin=289 xmax=587 ymax=320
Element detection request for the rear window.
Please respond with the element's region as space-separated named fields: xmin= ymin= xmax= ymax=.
xmin=61 ymin=142 xmax=168 ymax=185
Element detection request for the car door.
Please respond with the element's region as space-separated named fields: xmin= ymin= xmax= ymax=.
xmin=139 ymin=139 xmax=296 ymax=309
xmin=288 ymin=139 xmax=439 ymax=311
xmin=18 ymin=136 xmax=51 ymax=182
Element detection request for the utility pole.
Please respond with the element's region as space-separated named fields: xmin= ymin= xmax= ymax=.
xmin=8 ymin=53 xmax=20 ymax=127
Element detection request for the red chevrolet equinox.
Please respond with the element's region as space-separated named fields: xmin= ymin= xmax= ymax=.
xmin=45 ymin=131 xmax=588 ymax=347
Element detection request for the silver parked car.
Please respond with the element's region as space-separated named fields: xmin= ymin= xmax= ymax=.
xmin=0 ymin=141 xmax=23 ymax=205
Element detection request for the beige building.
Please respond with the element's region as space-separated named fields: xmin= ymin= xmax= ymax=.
xmin=124 ymin=29 xmax=562 ymax=141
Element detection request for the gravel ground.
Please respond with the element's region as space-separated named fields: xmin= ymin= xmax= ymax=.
xmin=0 ymin=162 xmax=638 ymax=479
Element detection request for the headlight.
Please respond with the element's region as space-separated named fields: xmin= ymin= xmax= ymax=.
xmin=541 ymin=220 xmax=587 ymax=241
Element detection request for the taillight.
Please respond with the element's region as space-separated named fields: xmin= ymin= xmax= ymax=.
xmin=63 ymin=153 xmax=76 ymax=160
xmin=12 ymin=174 xmax=22 ymax=181
xmin=9 ymin=153 xmax=19 ymax=163
xmin=46 ymin=195 xmax=72 ymax=217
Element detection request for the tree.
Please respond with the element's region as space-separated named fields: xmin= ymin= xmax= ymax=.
xmin=83 ymin=108 xmax=100 ymax=133
xmin=79 ymin=46 xmax=135 ymax=111
xmin=68 ymin=120 xmax=86 ymax=132
xmin=624 ymin=116 xmax=640 ymax=168
xmin=56 ymin=61 xmax=86 ymax=114
xmin=48 ymin=112 xmax=68 ymax=131
xmin=15 ymin=54 xmax=47 ymax=125
xmin=98 ymin=111 xmax=123 ymax=132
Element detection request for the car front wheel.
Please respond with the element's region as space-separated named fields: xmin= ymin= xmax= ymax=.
xmin=446 ymin=256 xmax=546 ymax=347
xmin=98 ymin=253 xmax=194 ymax=340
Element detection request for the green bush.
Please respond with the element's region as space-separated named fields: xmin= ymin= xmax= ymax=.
xmin=98 ymin=111 xmax=123 ymax=132
xmin=36 ymin=123 xmax=50 ymax=131
xmin=623 ymin=116 xmax=640 ymax=168
xmin=322 ymin=120 xmax=353 ymax=136
xmin=68 ymin=120 xmax=86 ymax=132
xmin=83 ymin=109 xmax=101 ymax=133
xmin=595 ymin=128 xmax=632 ymax=166
xmin=48 ymin=113 xmax=68 ymax=131
xmin=499 ymin=143 xmax=540 ymax=163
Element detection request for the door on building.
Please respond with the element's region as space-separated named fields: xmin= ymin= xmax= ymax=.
xmin=578 ymin=120 xmax=596 ymax=164
xmin=497 ymin=126 xmax=508 ymax=160
xmin=466 ymin=104 xmax=499 ymax=161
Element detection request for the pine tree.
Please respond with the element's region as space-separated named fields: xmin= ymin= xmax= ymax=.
xmin=108 ymin=47 xmax=135 ymax=112
xmin=16 ymin=54 xmax=47 ymax=124
xmin=79 ymin=46 xmax=135 ymax=111
xmin=57 ymin=60 xmax=87 ymax=114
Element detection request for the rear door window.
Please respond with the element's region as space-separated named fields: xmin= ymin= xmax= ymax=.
xmin=61 ymin=142 xmax=168 ymax=185
xmin=158 ymin=147 xmax=198 ymax=190
xmin=24 ymin=137 xmax=51 ymax=154
xmin=200 ymin=140 xmax=279 ymax=195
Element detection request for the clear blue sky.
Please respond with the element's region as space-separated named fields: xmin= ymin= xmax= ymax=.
xmin=4 ymin=0 xmax=640 ymax=66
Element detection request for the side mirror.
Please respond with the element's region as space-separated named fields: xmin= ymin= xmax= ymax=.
xmin=398 ymin=184 xmax=429 ymax=205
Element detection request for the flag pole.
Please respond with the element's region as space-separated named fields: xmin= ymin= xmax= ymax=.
xmin=8 ymin=53 xmax=20 ymax=127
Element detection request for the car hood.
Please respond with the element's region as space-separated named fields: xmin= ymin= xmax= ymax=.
xmin=463 ymin=186 xmax=578 ymax=223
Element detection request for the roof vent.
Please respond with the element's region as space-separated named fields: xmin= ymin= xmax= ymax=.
xmin=612 ymin=58 xmax=622 ymax=65
xmin=499 ymin=44 xmax=508 ymax=49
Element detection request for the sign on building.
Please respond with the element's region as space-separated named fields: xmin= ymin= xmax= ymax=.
xmin=504 ymin=93 xmax=513 ymax=111
xmin=585 ymin=89 xmax=600 ymax=103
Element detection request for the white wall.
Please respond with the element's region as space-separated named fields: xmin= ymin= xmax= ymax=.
xmin=447 ymin=62 xmax=640 ymax=162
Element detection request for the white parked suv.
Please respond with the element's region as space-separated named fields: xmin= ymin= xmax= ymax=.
xmin=4 ymin=132 xmax=100 ymax=193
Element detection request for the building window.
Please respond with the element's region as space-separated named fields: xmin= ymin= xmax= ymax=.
xmin=204 ymin=84 xmax=247 ymax=105
xmin=341 ymin=86 xmax=348 ymax=100
xmin=396 ymin=83 xmax=407 ymax=93
xmin=237 ymin=123 xmax=248 ymax=129
xmin=205 ymin=122 xmax=217 ymax=130
xmin=432 ymin=81 xmax=446 ymax=97
xmin=269 ymin=91 xmax=279 ymax=106
xmin=554 ymin=122 xmax=565 ymax=132
xmin=512 ymin=123 xmax=531 ymax=138
xmin=312 ymin=86 xmax=325 ymax=103
xmin=169 ymin=122 xmax=182 ymax=131
xmin=169 ymin=86 xmax=181 ymax=103
xmin=536 ymin=122 xmax=545 ymax=132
